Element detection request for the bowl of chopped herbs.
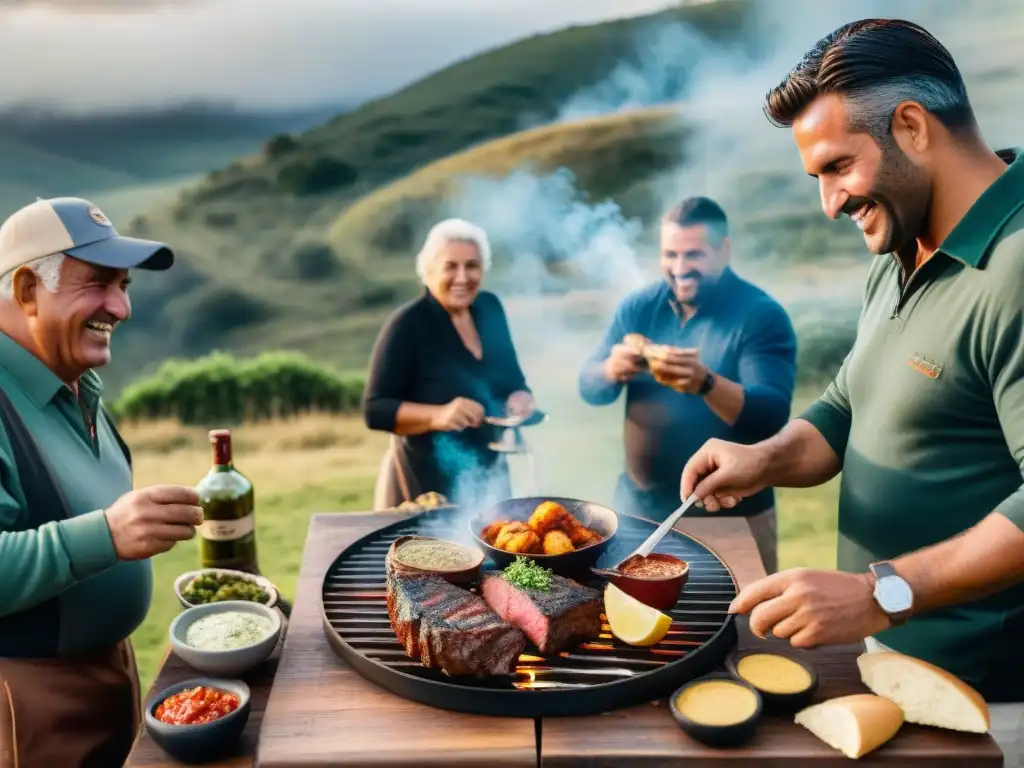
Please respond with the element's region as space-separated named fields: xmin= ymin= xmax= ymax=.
xmin=174 ymin=569 xmax=279 ymax=611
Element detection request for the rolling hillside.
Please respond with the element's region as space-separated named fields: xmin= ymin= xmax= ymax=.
xmin=101 ymin=0 xmax=1024 ymax=396
xmin=0 ymin=102 xmax=348 ymax=217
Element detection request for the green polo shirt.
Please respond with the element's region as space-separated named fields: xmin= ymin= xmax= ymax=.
xmin=0 ymin=332 xmax=151 ymax=656
xmin=801 ymin=147 xmax=1024 ymax=701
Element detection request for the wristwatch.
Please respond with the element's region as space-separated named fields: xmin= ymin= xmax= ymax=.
xmin=697 ymin=370 xmax=715 ymax=395
xmin=868 ymin=561 xmax=914 ymax=626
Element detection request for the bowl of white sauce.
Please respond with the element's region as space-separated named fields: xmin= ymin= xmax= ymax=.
xmin=169 ymin=600 xmax=282 ymax=677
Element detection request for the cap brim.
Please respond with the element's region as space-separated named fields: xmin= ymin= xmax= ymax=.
xmin=65 ymin=234 xmax=174 ymax=271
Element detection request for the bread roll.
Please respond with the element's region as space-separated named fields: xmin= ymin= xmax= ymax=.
xmin=857 ymin=651 xmax=990 ymax=733
xmin=622 ymin=334 xmax=648 ymax=355
xmin=794 ymin=694 xmax=904 ymax=759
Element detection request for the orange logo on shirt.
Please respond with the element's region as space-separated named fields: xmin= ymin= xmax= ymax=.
xmin=909 ymin=355 xmax=943 ymax=380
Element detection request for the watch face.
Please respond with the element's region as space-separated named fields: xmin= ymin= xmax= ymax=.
xmin=875 ymin=576 xmax=913 ymax=613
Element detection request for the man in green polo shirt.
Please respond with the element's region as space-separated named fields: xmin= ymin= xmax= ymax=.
xmin=678 ymin=19 xmax=1024 ymax=766
xmin=0 ymin=197 xmax=204 ymax=767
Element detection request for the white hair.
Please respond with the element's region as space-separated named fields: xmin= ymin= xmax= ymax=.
xmin=414 ymin=218 xmax=492 ymax=284
xmin=0 ymin=253 xmax=64 ymax=301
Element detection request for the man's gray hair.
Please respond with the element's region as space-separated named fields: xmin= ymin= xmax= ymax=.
xmin=845 ymin=76 xmax=970 ymax=143
xmin=0 ymin=253 xmax=64 ymax=300
xmin=415 ymin=218 xmax=492 ymax=283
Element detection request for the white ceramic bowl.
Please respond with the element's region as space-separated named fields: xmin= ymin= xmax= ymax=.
xmin=174 ymin=568 xmax=279 ymax=611
xmin=169 ymin=600 xmax=282 ymax=677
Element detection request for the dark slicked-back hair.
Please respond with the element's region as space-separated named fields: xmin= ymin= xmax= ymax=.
xmin=662 ymin=196 xmax=729 ymax=245
xmin=764 ymin=19 xmax=976 ymax=141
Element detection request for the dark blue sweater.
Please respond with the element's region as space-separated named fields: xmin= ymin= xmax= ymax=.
xmin=578 ymin=269 xmax=797 ymax=518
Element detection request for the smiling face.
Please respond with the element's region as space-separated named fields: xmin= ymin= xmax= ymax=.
xmin=17 ymin=256 xmax=131 ymax=381
xmin=659 ymin=223 xmax=729 ymax=306
xmin=424 ymin=239 xmax=483 ymax=312
xmin=793 ymin=92 xmax=933 ymax=256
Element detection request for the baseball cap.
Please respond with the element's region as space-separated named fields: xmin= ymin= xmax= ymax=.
xmin=0 ymin=196 xmax=174 ymax=276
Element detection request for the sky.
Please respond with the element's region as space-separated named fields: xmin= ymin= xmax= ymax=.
xmin=0 ymin=0 xmax=687 ymax=113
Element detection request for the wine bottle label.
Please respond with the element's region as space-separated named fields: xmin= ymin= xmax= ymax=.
xmin=200 ymin=512 xmax=255 ymax=542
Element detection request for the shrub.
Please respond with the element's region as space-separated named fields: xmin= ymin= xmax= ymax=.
xmin=265 ymin=133 xmax=299 ymax=158
xmin=277 ymin=157 xmax=359 ymax=195
xmin=111 ymin=351 xmax=366 ymax=425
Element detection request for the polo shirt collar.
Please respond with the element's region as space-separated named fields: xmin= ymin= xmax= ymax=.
xmin=939 ymin=147 xmax=1024 ymax=268
xmin=0 ymin=331 xmax=104 ymax=409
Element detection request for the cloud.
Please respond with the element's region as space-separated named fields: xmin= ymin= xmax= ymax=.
xmin=0 ymin=0 xmax=678 ymax=112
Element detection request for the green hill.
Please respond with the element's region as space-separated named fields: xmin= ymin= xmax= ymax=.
xmin=0 ymin=137 xmax=140 ymax=214
xmin=102 ymin=0 xmax=1024 ymax=396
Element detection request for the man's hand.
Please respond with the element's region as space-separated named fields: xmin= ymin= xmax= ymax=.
xmin=105 ymin=485 xmax=204 ymax=561
xmin=432 ymin=397 xmax=485 ymax=432
xmin=647 ymin=346 xmax=707 ymax=394
xmin=603 ymin=344 xmax=644 ymax=383
xmin=730 ymin=568 xmax=890 ymax=647
xmin=680 ymin=438 xmax=771 ymax=512
xmin=506 ymin=390 xmax=535 ymax=419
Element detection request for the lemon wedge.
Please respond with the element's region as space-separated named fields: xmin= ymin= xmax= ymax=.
xmin=604 ymin=583 xmax=672 ymax=646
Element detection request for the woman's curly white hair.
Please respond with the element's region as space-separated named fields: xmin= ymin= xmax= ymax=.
xmin=414 ymin=218 xmax=492 ymax=283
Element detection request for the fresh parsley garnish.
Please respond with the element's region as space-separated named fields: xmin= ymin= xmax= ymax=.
xmin=501 ymin=556 xmax=553 ymax=591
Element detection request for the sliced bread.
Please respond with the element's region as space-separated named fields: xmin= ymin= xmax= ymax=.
xmin=795 ymin=693 xmax=904 ymax=759
xmin=857 ymin=651 xmax=990 ymax=733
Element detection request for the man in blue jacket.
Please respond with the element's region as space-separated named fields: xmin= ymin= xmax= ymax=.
xmin=578 ymin=196 xmax=797 ymax=573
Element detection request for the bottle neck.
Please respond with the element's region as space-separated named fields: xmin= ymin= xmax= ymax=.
xmin=211 ymin=433 xmax=233 ymax=469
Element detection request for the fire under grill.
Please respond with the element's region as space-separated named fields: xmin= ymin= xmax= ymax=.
xmin=320 ymin=505 xmax=738 ymax=717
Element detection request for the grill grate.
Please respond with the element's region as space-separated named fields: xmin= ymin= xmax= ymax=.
xmin=321 ymin=505 xmax=738 ymax=716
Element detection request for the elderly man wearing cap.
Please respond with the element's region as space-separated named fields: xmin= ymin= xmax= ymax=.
xmin=0 ymin=197 xmax=204 ymax=768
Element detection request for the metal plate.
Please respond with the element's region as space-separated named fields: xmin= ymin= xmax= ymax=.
xmin=320 ymin=506 xmax=738 ymax=717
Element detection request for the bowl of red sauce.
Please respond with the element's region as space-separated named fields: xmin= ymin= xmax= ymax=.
xmin=593 ymin=553 xmax=689 ymax=611
xmin=144 ymin=677 xmax=250 ymax=764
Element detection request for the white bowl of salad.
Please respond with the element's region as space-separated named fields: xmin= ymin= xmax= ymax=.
xmin=174 ymin=568 xmax=279 ymax=611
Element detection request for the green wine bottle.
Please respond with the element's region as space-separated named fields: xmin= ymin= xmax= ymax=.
xmin=197 ymin=429 xmax=259 ymax=573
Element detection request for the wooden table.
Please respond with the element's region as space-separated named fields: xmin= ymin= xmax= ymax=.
xmin=126 ymin=511 xmax=1004 ymax=768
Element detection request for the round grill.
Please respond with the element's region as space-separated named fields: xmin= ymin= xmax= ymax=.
xmin=320 ymin=505 xmax=738 ymax=717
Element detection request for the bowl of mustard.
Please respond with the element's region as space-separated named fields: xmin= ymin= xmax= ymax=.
xmin=669 ymin=674 xmax=763 ymax=747
xmin=725 ymin=648 xmax=818 ymax=712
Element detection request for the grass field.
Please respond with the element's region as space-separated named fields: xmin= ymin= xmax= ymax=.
xmin=125 ymin=387 xmax=838 ymax=694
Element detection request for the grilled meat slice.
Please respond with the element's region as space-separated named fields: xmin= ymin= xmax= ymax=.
xmin=385 ymin=570 xmax=527 ymax=677
xmin=481 ymin=572 xmax=603 ymax=654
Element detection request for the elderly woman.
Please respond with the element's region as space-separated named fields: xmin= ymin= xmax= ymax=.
xmin=363 ymin=218 xmax=536 ymax=509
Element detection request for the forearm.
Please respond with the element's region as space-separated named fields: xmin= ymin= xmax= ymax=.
xmin=890 ymin=512 xmax=1024 ymax=615
xmin=579 ymin=359 xmax=622 ymax=405
xmin=760 ymin=418 xmax=843 ymax=488
xmin=0 ymin=511 xmax=117 ymax=617
xmin=703 ymin=375 xmax=744 ymax=426
xmin=391 ymin=402 xmax=442 ymax=436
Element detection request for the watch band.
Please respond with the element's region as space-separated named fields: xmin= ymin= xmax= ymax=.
xmin=698 ymin=370 xmax=715 ymax=395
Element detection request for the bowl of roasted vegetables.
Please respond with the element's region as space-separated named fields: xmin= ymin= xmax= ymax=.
xmin=174 ymin=569 xmax=279 ymax=611
xmin=469 ymin=497 xmax=617 ymax=574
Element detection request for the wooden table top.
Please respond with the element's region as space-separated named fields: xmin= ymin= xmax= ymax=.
xmin=126 ymin=510 xmax=1005 ymax=768
xmin=540 ymin=516 xmax=1004 ymax=767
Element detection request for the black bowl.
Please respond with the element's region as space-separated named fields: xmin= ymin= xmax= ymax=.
xmin=725 ymin=647 xmax=818 ymax=712
xmin=669 ymin=674 xmax=763 ymax=748
xmin=468 ymin=496 xmax=617 ymax=575
xmin=144 ymin=678 xmax=251 ymax=764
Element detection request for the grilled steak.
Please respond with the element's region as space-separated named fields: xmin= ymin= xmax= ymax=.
xmin=481 ymin=572 xmax=603 ymax=653
xmin=385 ymin=549 xmax=527 ymax=677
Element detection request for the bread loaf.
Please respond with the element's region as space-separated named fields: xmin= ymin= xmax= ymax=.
xmin=856 ymin=651 xmax=990 ymax=733
xmin=794 ymin=693 xmax=904 ymax=759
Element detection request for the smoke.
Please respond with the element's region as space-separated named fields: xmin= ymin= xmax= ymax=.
xmin=409 ymin=0 xmax=1024 ymax=507
xmin=445 ymin=169 xmax=648 ymax=296
xmin=556 ymin=20 xmax=758 ymax=123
